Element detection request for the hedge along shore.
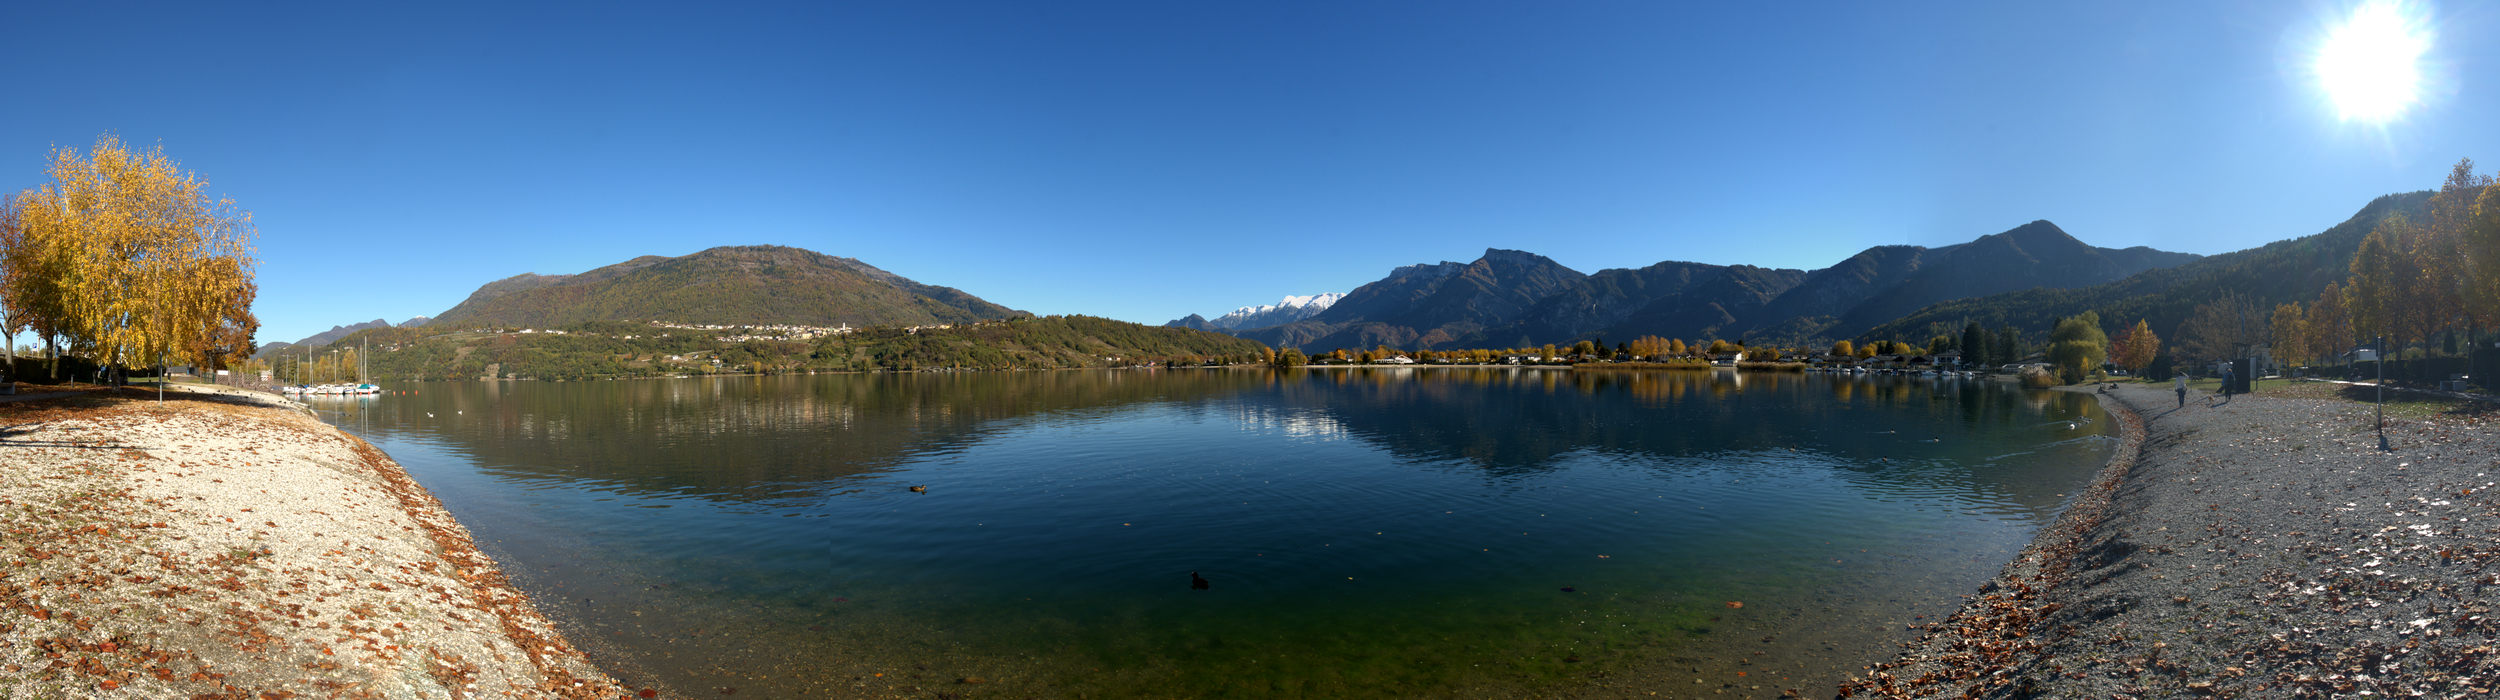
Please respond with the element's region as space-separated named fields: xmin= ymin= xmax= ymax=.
xmin=1843 ymin=381 xmax=2500 ymax=698
xmin=1 ymin=383 xmax=630 ymax=699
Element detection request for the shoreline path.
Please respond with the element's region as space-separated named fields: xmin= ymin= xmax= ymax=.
xmin=1844 ymin=381 xmax=2500 ymax=698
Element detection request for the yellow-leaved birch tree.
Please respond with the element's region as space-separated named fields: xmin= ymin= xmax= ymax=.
xmin=13 ymin=135 xmax=256 ymax=377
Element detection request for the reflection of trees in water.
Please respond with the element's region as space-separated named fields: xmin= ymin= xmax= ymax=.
xmin=350 ymin=369 xmax=2104 ymax=515
xmin=1270 ymin=369 xmax=2104 ymax=510
xmin=384 ymin=371 xmax=1266 ymax=503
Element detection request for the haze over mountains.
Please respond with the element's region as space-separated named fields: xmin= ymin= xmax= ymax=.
xmin=1190 ymin=220 xmax=2198 ymax=352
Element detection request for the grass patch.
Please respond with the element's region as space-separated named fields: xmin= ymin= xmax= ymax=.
xmin=2253 ymin=379 xmax=2496 ymax=419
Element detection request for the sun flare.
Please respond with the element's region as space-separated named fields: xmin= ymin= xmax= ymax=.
xmin=2314 ymin=0 xmax=2431 ymax=124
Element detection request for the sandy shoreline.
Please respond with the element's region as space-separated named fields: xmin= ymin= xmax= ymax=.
xmin=1845 ymin=381 xmax=2500 ymax=698
xmin=1 ymin=383 xmax=630 ymax=698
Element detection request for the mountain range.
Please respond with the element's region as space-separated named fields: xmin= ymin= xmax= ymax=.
xmin=253 ymin=318 xmax=427 ymax=360
xmin=1166 ymin=293 xmax=1344 ymax=332
xmin=1865 ymin=191 xmax=2430 ymax=345
xmin=424 ymin=245 xmax=1023 ymax=329
xmin=270 ymin=190 xmax=2430 ymax=364
xmin=1215 ymin=220 xmax=2198 ymax=352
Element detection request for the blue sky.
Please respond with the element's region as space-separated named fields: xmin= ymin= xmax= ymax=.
xmin=6 ymin=1 xmax=2497 ymax=346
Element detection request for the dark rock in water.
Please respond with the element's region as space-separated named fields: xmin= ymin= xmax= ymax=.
xmin=1191 ymin=571 xmax=1210 ymax=590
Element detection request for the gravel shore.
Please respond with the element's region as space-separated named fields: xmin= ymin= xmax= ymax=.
xmin=1845 ymin=381 xmax=2500 ymax=698
xmin=1 ymin=384 xmax=629 ymax=698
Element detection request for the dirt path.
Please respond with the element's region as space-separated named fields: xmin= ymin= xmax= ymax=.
xmin=1844 ymin=381 xmax=2500 ymax=698
xmin=2 ymin=386 xmax=632 ymax=698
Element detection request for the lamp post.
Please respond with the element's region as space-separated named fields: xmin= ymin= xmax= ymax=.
xmin=2376 ymin=335 xmax=2390 ymax=452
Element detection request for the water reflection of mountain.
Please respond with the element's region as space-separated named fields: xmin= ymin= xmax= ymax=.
xmin=1265 ymin=368 xmax=2107 ymax=513
xmin=329 ymin=369 xmax=2106 ymax=516
xmin=340 ymin=371 xmax=1266 ymax=503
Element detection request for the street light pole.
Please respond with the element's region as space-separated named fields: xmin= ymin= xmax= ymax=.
xmin=2377 ymin=335 xmax=2390 ymax=452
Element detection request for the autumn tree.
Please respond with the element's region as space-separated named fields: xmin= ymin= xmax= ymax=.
xmin=2175 ymin=294 xmax=2266 ymax=364
xmin=9 ymin=135 xmax=257 ymax=377
xmin=2269 ymin=303 xmax=2311 ymax=366
xmin=2046 ymin=311 xmax=2109 ymax=384
xmin=2406 ymin=160 xmax=2479 ymax=339
xmin=2473 ymin=181 xmax=2500 ymax=323
xmin=2346 ymin=215 xmax=2411 ymax=350
xmin=1829 ymin=340 xmax=1854 ymax=358
xmin=1627 ymin=335 xmax=1672 ymax=360
xmin=2308 ymin=281 xmax=2354 ymax=361
xmin=2427 ymin=159 xmax=2493 ymax=328
xmin=2110 ymin=319 xmax=2161 ymax=374
xmin=1 ymin=192 xmax=76 ymax=376
xmin=1272 ymin=348 xmax=1307 ymax=367
xmin=0 ymin=199 xmax=27 ymax=371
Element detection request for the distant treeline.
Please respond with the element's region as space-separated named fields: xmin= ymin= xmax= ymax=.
xmin=298 ymin=315 xmax=1269 ymax=382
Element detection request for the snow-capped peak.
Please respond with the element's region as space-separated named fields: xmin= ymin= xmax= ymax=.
xmin=1216 ymin=293 xmax=1342 ymax=324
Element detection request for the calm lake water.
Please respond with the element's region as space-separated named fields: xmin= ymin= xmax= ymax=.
xmin=311 ymin=368 xmax=2113 ymax=698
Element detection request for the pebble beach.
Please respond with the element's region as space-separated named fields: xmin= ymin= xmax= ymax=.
xmin=0 ymin=383 xmax=629 ymax=698
xmin=1848 ymin=381 xmax=2500 ymax=698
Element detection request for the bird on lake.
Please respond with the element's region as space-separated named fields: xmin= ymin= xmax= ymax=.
xmin=908 ymin=485 xmax=928 ymax=493
xmin=425 ymin=412 xmax=434 ymax=418
xmin=1191 ymin=571 xmax=1210 ymax=590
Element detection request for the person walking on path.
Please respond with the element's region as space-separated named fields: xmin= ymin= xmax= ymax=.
xmin=2175 ymin=373 xmax=2188 ymax=407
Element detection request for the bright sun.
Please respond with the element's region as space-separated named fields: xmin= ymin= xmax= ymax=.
xmin=2314 ymin=0 xmax=2432 ymax=124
